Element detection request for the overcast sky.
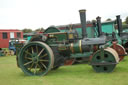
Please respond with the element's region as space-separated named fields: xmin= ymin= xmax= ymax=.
xmin=0 ymin=0 xmax=128 ymax=30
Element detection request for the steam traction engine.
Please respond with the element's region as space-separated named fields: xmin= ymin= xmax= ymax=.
xmin=95 ymin=16 xmax=126 ymax=62
xmin=16 ymin=10 xmax=120 ymax=76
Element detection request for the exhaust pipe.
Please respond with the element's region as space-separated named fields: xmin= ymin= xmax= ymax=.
xmin=79 ymin=9 xmax=87 ymax=38
xmin=96 ymin=16 xmax=102 ymax=37
xmin=116 ymin=15 xmax=122 ymax=36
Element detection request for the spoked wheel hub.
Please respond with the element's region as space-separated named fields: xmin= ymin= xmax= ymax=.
xmin=32 ymin=57 xmax=38 ymax=63
xmin=18 ymin=41 xmax=54 ymax=76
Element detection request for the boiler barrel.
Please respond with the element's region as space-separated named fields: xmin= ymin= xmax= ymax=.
xmin=69 ymin=40 xmax=92 ymax=53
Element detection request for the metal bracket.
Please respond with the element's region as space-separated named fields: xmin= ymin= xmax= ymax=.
xmin=89 ymin=62 xmax=118 ymax=65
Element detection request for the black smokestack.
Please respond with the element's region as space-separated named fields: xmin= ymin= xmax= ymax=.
xmin=96 ymin=16 xmax=102 ymax=37
xmin=116 ymin=15 xmax=122 ymax=36
xmin=79 ymin=9 xmax=87 ymax=38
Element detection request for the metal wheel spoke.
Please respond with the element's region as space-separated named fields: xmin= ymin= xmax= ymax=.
xmin=37 ymin=48 xmax=44 ymax=57
xmin=34 ymin=64 xmax=38 ymax=74
xmin=25 ymin=51 xmax=32 ymax=56
xmin=36 ymin=45 xmax=38 ymax=53
xmin=40 ymin=62 xmax=47 ymax=69
xmin=36 ymin=64 xmax=44 ymax=72
xmin=25 ymin=57 xmax=32 ymax=60
xmin=31 ymin=47 xmax=34 ymax=54
xmin=39 ymin=59 xmax=49 ymax=62
xmin=29 ymin=63 xmax=34 ymax=70
xmin=37 ymin=63 xmax=42 ymax=69
xmin=24 ymin=61 xmax=33 ymax=66
xmin=40 ymin=53 xmax=48 ymax=58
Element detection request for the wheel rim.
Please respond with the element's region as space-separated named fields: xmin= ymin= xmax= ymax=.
xmin=124 ymin=42 xmax=128 ymax=52
xmin=91 ymin=47 xmax=119 ymax=72
xmin=18 ymin=42 xmax=54 ymax=76
xmin=111 ymin=44 xmax=126 ymax=61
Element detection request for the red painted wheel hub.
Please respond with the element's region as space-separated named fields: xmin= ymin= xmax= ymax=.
xmin=111 ymin=42 xmax=126 ymax=61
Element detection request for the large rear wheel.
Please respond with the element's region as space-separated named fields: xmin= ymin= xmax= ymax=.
xmin=18 ymin=41 xmax=54 ymax=76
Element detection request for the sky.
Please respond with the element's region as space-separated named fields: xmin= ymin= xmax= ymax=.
xmin=0 ymin=0 xmax=128 ymax=30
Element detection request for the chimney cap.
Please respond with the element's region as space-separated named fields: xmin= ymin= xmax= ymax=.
xmin=116 ymin=15 xmax=120 ymax=18
xmin=79 ymin=9 xmax=86 ymax=12
xmin=96 ymin=16 xmax=101 ymax=20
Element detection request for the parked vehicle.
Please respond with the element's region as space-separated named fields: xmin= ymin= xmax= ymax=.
xmin=15 ymin=9 xmax=124 ymax=76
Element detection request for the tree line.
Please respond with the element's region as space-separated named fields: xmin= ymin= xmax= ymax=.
xmin=106 ymin=16 xmax=128 ymax=24
xmin=22 ymin=27 xmax=44 ymax=33
xmin=22 ymin=16 xmax=128 ymax=33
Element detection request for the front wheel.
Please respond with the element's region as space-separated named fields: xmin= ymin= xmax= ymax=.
xmin=90 ymin=47 xmax=119 ymax=72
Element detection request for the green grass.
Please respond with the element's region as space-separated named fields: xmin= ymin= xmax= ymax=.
xmin=0 ymin=56 xmax=128 ymax=85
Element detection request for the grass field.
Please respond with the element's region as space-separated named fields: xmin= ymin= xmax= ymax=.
xmin=0 ymin=56 xmax=128 ymax=85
